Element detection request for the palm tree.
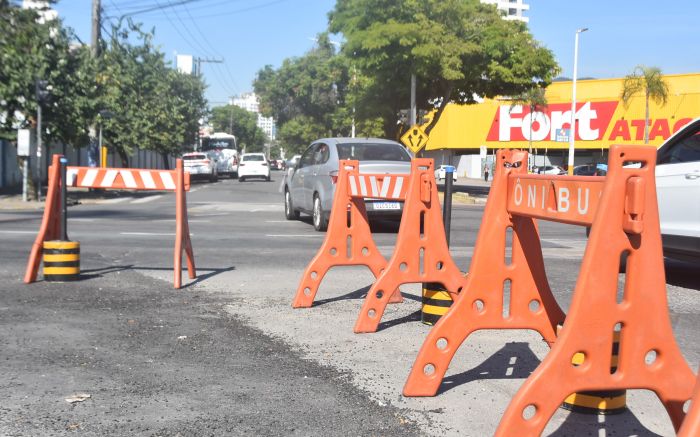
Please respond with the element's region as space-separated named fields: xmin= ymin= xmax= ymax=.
xmin=510 ymin=86 xmax=548 ymax=170
xmin=620 ymin=65 xmax=669 ymax=144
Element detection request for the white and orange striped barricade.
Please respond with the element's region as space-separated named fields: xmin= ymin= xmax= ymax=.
xmin=679 ymin=372 xmax=700 ymax=437
xmin=292 ymin=159 xmax=407 ymax=308
xmin=353 ymin=159 xmax=468 ymax=333
xmin=24 ymin=155 xmax=196 ymax=289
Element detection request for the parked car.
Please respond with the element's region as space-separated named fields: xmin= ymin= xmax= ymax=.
xmin=574 ymin=164 xmax=607 ymax=176
xmin=283 ymin=138 xmax=412 ymax=231
xmin=535 ymin=165 xmax=566 ymax=175
xmin=656 ymin=117 xmax=700 ymax=263
xmin=269 ymin=159 xmax=280 ymax=170
xmin=182 ymin=152 xmax=217 ymax=182
xmin=238 ymin=153 xmax=271 ymax=182
xmin=434 ymin=165 xmax=458 ymax=182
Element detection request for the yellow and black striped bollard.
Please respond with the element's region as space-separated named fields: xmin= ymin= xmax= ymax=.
xmin=421 ymin=282 xmax=453 ymax=325
xmin=561 ymin=330 xmax=626 ymax=414
xmin=43 ymin=240 xmax=80 ymax=281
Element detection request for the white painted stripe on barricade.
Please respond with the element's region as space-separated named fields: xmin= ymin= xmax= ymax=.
xmin=349 ymin=175 xmax=358 ymax=197
xmin=359 ymin=176 xmax=368 ymax=196
xmin=120 ymin=170 xmax=138 ymax=188
xmin=160 ymin=172 xmax=176 ymax=190
xmin=369 ymin=176 xmax=379 ymax=197
xmin=82 ymin=168 xmax=99 ymax=187
xmin=140 ymin=171 xmax=157 ymax=189
xmin=392 ymin=177 xmax=404 ymax=199
xmin=67 ymin=168 xmax=78 ymax=186
xmin=101 ymin=169 xmax=119 ymax=188
xmin=379 ymin=176 xmax=391 ymax=198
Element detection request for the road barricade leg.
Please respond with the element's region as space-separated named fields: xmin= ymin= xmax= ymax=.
xmin=494 ymin=145 xmax=695 ymax=436
xmin=24 ymin=155 xmax=62 ymax=284
xmin=292 ymin=160 xmax=401 ymax=308
xmin=174 ymin=159 xmax=196 ymax=289
xmin=679 ymin=372 xmax=700 ymax=437
xmin=403 ymin=150 xmax=565 ymax=396
xmin=354 ymin=158 xmax=468 ymax=333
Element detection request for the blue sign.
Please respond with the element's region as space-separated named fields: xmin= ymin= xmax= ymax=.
xmin=555 ymin=128 xmax=570 ymax=142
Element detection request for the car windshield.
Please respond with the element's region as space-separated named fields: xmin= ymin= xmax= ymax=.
xmin=336 ymin=143 xmax=411 ymax=162
xmin=243 ymin=155 xmax=265 ymax=162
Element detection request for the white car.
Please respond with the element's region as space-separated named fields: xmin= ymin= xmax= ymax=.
xmin=182 ymin=152 xmax=217 ymax=182
xmin=536 ymin=165 xmax=566 ymax=175
xmin=238 ymin=153 xmax=271 ymax=182
xmin=434 ymin=165 xmax=458 ymax=182
xmin=656 ymin=117 xmax=700 ymax=263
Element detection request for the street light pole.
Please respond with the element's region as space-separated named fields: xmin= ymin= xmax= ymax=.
xmin=567 ymin=27 xmax=588 ymax=176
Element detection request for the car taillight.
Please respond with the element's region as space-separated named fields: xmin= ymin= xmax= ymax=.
xmin=329 ymin=171 xmax=338 ymax=184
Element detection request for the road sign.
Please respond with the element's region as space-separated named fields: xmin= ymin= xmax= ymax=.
xmin=555 ymin=128 xmax=570 ymax=142
xmin=17 ymin=129 xmax=31 ymax=156
xmin=400 ymin=125 xmax=429 ymax=154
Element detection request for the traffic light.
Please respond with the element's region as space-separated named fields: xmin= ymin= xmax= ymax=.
xmin=35 ymin=79 xmax=50 ymax=104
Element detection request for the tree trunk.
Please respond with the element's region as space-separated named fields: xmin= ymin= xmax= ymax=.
xmin=424 ymin=84 xmax=454 ymax=136
xmin=117 ymin=148 xmax=129 ymax=168
xmin=644 ymin=91 xmax=650 ymax=144
xmin=162 ymin=153 xmax=170 ymax=170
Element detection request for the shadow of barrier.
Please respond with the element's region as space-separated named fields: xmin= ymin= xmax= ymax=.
xmin=400 ymin=145 xmax=696 ymax=435
xmin=292 ymin=159 xmax=467 ymax=334
xmin=679 ymin=372 xmax=700 ymax=436
xmin=23 ymin=155 xmax=196 ymax=289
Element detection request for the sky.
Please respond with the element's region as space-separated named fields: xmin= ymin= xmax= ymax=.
xmin=53 ymin=0 xmax=700 ymax=108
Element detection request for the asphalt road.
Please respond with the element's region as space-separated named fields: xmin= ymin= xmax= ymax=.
xmin=1 ymin=172 xmax=698 ymax=436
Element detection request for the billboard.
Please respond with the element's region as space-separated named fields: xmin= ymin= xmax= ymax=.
xmin=424 ymin=73 xmax=700 ymax=151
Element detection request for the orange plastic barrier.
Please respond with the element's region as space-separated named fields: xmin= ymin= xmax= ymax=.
xmin=24 ymin=155 xmax=196 ymax=289
xmin=403 ymin=149 xmax=566 ymax=396
xmin=487 ymin=145 xmax=694 ymax=435
xmin=292 ymin=159 xmax=409 ymax=308
xmin=354 ymin=159 xmax=469 ymax=333
xmin=679 ymin=373 xmax=700 ymax=437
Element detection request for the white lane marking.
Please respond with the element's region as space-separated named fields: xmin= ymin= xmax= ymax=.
xmin=0 ymin=230 xmax=37 ymax=234
xmin=131 ymin=195 xmax=163 ymax=204
xmin=120 ymin=232 xmax=177 ymax=236
xmin=100 ymin=197 xmax=130 ymax=204
xmin=265 ymin=220 xmax=298 ymax=223
xmin=266 ymin=234 xmax=322 ymax=237
xmin=155 ymin=219 xmax=210 ymax=223
xmin=189 ymin=187 xmax=200 ymax=193
xmin=68 ymin=218 xmax=96 ymax=222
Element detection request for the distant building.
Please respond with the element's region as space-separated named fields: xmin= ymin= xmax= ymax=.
xmin=481 ymin=0 xmax=529 ymax=22
xmin=230 ymin=92 xmax=276 ymax=140
xmin=22 ymin=0 xmax=58 ymax=22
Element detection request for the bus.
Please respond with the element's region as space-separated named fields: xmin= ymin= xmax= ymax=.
xmin=201 ymin=132 xmax=240 ymax=178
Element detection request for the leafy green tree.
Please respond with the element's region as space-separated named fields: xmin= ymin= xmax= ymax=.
xmin=209 ymin=104 xmax=267 ymax=152
xmin=621 ymin=65 xmax=669 ymax=144
xmin=329 ymin=0 xmax=560 ymax=137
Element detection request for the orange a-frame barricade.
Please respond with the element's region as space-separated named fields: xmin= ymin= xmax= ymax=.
xmin=353 ymin=159 xmax=469 ymax=333
xmin=403 ymin=149 xmax=566 ymax=396
xmin=679 ymin=373 xmax=700 ymax=437
xmin=292 ymin=159 xmax=410 ymax=308
xmin=24 ymin=155 xmax=196 ymax=289
xmin=437 ymin=145 xmax=695 ymax=435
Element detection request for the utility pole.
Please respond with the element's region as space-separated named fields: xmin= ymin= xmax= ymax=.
xmin=194 ymin=57 xmax=223 ymax=77
xmin=91 ymin=0 xmax=101 ymax=57
xmin=409 ymin=73 xmax=417 ymax=126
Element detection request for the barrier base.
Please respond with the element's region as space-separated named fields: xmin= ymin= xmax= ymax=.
xmin=43 ymin=240 xmax=80 ymax=282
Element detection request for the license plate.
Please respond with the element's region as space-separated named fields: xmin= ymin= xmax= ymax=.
xmin=372 ymin=202 xmax=400 ymax=210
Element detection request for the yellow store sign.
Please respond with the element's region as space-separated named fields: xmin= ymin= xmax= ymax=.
xmin=424 ymin=73 xmax=700 ymax=151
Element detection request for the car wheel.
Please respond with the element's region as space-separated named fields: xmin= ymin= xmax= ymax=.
xmin=284 ymin=189 xmax=300 ymax=220
xmin=312 ymin=194 xmax=328 ymax=232
xmin=239 ymin=177 xmax=245 ymax=182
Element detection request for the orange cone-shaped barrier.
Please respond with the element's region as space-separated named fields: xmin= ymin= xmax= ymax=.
xmin=174 ymin=158 xmax=196 ymax=289
xmin=403 ymin=150 xmax=565 ymax=396
xmin=292 ymin=160 xmax=406 ymax=308
xmin=354 ymin=158 xmax=469 ymax=333
xmin=494 ymin=145 xmax=695 ymax=435
xmin=679 ymin=372 xmax=700 ymax=437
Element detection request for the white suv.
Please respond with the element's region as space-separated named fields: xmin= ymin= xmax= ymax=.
xmin=656 ymin=117 xmax=700 ymax=263
xmin=238 ymin=153 xmax=271 ymax=182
